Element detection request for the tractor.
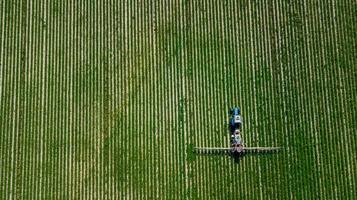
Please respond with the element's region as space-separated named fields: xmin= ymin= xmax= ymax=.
xmin=195 ymin=107 xmax=282 ymax=161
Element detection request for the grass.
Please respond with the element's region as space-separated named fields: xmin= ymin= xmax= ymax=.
xmin=0 ymin=0 xmax=356 ymax=199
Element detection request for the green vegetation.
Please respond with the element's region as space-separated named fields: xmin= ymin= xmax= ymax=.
xmin=0 ymin=0 xmax=356 ymax=199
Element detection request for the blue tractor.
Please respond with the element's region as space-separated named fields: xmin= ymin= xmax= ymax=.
xmin=229 ymin=107 xmax=242 ymax=132
xmin=194 ymin=106 xmax=282 ymax=161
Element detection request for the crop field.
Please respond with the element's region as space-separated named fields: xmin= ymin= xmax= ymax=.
xmin=0 ymin=0 xmax=356 ymax=199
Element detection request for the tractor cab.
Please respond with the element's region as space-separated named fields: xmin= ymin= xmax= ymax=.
xmin=233 ymin=115 xmax=241 ymax=124
xmin=230 ymin=107 xmax=242 ymax=131
xmin=232 ymin=107 xmax=240 ymax=116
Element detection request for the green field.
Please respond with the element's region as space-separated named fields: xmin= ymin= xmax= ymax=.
xmin=1 ymin=0 xmax=356 ymax=199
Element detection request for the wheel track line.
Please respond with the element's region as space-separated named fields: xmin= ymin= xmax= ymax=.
xmin=218 ymin=1 xmax=226 ymax=198
xmin=292 ymin=1 xmax=301 ymax=197
xmin=90 ymin=1 xmax=95 ymax=194
xmin=188 ymin=1 xmax=199 ymax=197
xmin=60 ymin=1 xmax=65 ymax=197
xmin=235 ymin=0 xmax=243 ymax=134
xmin=204 ymin=1 xmax=211 ymax=197
xmin=148 ymin=3 xmax=155 ymax=196
xmin=44 ymin=1 xmax=50 ymax=197
xmin=22 ymin=7 xmax=29 ymax=196
xmin=209 ymin=0 xmax=215 ymax=173
xmin=196 ymin=0 xmax=203 ymax=151
xmin=249 ymin=2 xmax=257 ymax=199
xmin=104 ymin=1 xmax=110 ymax=197
xmin=158 ymin=2 xmax=164 ymax=197
xmin=125 ymin=1 xmax=131 ymax=197
xmin=198 ymin=41 xmax=204 ymax=195
xmin=0 ymin=0 xmax=6 ymax=112
xmin=194 ymin=1 xmax=201 ymax=195
xmin=9 ymin=1 xmax=25 ymax=198
xmin=264 ymin=0 xmax=277 ymax=197
xmin=216 ymin=2 xmax=225 ymax=197
xmin=77 ymin=1 xmax=83 ymax=198
xmin=301 ymin=2 xmax=311 ymax=197
xmin=222 ymin=1 xmax=229 ymax=196
xmin=228 ymin=0 xmax=236 ymax=196
xmin=303 ymin=1 xmax=323 ymax=197
xmin=67 ymin=0 xmax=74 ymax=198
xmin=218 ymin=1 xmax=225 ymax=196
xmin=199 ymin=0 xmax=205 ymax=193
xmin=213 ymin=2 xmax=219 ymax=195
xmin=314 ymin=2 xmax=326 ymax=197
xmin=248 ymin=2 xmax=262 ymax=199
xmin=139 ymin=3 xmax=146 ymax=196
xmin=231 ymin=0 xmax=240 ymax=197
xmin=74 ymin=1 xmax=81 ymax=197
xmin=27 ymin=0 xmax=35 ymax=197
xmin=330 ymin=0 xmax=351 ymax=195
xmin=139 ymin=4 xmax=145 ymax=194
xmin=3 ymin=1 xmax=12 ymax=198
xmin=63 ymin=0 xmax=69 ymax=198
xmin=80 ymin=1 xmax=85 ymax=199
xmin=334 ymin=0 xmax=352 ymax=197
xmin=325 ymin=1 xmax=341 ymax=195
xmin=239 ymin=5 xmax=247 ymax=198
xmin=335 ymin=0 xmax=354 ymax=195
xmin=159 ymin=1 xmax=164 ymax=195
xmin=266 ymin=0 xmax=282 ymax=198
xmin=150 ymin=3 xmax=156 ymax=196
xmin=59 ymin=0 xmax=65 ymax=197
xmin=34 ymin=2 xmax=42 ymax=196
xmin=45 ymin=1 xmax=52 ymax=197
xmin=267 ymin=2 xmax=279 ymax=195
xmin=258 ymin=1 xmax=269 ymax=197
xmin=38 ymin=0 xmax=49 ymax=198
xmin=52 ymin=1 xmax=59 ymax=196
xmin=245 ymin=6 xmax=252 ymax=198
xmin=317 ymin=2 xmax=337 ymax=198
xmin=46 ymin=1 xmax=53 ymax=196
xmin=129 ymin=2 xmax=135 ymax=198
xmin=316 ymin=2 xmax=330 ymax=197
xmin=288 ymin=1 xmax=300 ymax=197
xmin=0 ymin=0 xmax=6 ymax=194
xmin=133 ymin=3 xmax=140 ymax=197
xmin=241 ymin=3 xmax=248 ymax=153
xmin=341 ymin=0 xmax=355 ymax=195
xmin=174 ymin=2 xmax=180 ymax=195
xmin=312 ymin=2 xmax=326 ymax=197
xmin=136 ymin=3 xmax=143 ymax=195
xmin=274 ymin=1 xmax=293 ymax=198
xmin=8 ymin=10 xmax=16 ymax=200
xmin=108 ymin=0 xmax=115 ymax=197
xmin=179 ymin=0 xmax=191 ymax=196
xmin=176 ymin=3 xmax=181 ymax=196
xmin=145 ymin=0 xmax=152 ymax=198
xmin=291 ymin=1 xmax=304 ymax=197
xmin=94 ymin=1 xmax=100 ymax=196
xmin=183 ymin=0 xmax=195 ymax=195
xmin=116 ymin=2 xmax=124 ymax=197
xmin=20 ymin=0 xmax=31 ymax=196
xmin=98 ymin=1 xmax=103 ymax=196
xmin=158 ymin=1 xmax=164 ymax=197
